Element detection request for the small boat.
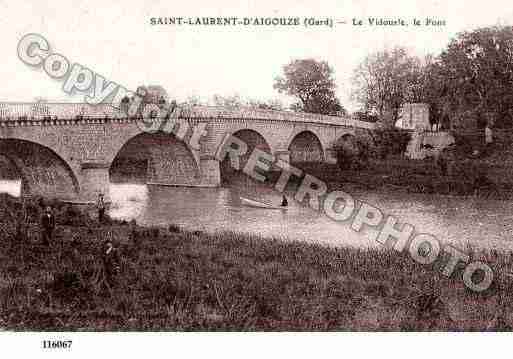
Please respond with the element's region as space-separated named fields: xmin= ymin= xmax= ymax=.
xmin=240 ymin=196 xmax=288 ymax=210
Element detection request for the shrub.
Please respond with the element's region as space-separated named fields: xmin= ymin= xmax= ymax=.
xmin=334 ymin=136 xmax=372 ymax=170
xmin=169 ymin=224 xmax=182 ymax=233
xmin=372 ymin=128 xmax=411 ymax=158
xmin=452 ymin=131 xmax=486 ymax=158
xmin=333 ymin=142 xmax=359 ymax=169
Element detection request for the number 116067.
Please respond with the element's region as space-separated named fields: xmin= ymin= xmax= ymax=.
xmin=42 ymin=340 xmax=72 ymax=349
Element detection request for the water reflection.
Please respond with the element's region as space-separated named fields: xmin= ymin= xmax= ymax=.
xmin=109 ymin=183 xmax=149 ymax=221
xmin=105 ymin=183 xmax=513 ymax=250
xmin=0 ymin=179 xmax=21 ymax=197
xmin=351 ymin=190 xmax=513 ymax=250
xmin=131 ymin=183 xmax=370 ymax=247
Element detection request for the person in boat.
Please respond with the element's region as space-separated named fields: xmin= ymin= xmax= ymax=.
xmin=281 ymin=195 xmax=288 ymax=207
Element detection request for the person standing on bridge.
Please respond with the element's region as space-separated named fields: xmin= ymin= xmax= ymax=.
xmin=97 ymin=193 xmax=106 ymax=224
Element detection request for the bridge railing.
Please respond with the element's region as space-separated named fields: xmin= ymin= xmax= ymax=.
xmin=179 ymin=105 xmax=375 ymax=128
xmin=0 ymin=102 xmax=122 ymax=120
xmin=0 ymin=102 xmax=375 ymax=129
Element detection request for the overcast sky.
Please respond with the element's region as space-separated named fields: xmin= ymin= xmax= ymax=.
xmin=1 ymin=0 xmax=512 ymax=111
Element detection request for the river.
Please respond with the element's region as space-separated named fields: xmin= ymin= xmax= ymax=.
xmin=1 ymin=179 xmax=513 ymax=250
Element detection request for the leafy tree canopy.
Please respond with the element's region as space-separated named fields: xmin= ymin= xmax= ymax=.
xmin=274 ymin=59 xmax=345 ymax=116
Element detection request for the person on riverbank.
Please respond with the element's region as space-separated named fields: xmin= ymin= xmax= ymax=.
xmin=102 ymin=239 xmax=121 ymax=287
xmin=40 ymin=206 xmax=55 ymax=246
xmin=129 ymin=220 xmax=140 ymax=248
xmin=96 ymin=193 xmax=106 ymax=224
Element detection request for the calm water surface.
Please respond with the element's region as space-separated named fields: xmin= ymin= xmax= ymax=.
xmin=2 ymin=179 xmax=513 ymax=250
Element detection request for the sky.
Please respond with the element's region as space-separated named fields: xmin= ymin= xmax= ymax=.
xmin=1 ymin=0 xmax=513 ymax=111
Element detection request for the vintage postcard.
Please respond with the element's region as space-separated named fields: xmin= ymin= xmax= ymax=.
xmin=1 ymin=0 xmax=513 ymax=357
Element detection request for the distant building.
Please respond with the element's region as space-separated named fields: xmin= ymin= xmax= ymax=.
xmin=395 ymin=103 xmax=430 ymax=130
xmin=397 ymin=103 xmax=455 ymax=160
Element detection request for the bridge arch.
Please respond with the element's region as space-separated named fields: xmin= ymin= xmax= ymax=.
xmin=220 ymin=128 xmax=272 ymax=184
xmin=287 ymin=130 xmax=325 ymax=164
xmin=0 ymin=139 xmax=79 ymax=198
xmin=0 ymin=154 xmax=24 ymax=196
xmin=109 ymin=131 xmax=201 ymax=185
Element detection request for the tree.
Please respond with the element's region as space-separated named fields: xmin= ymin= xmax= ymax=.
xmin=136 ymin=85 xmax=169 ymax=106
xmin=274 ymin=59 xmax=345 ymax=115
xmin=351 ymin=47 xmax=425 ymax=127
xmin=211 ymin=94 xmax=243 ymax=108
xmin=210 ymin=94 xmax=284 ymax=111
xmin=431 ymin=26 xmax=513 ymax=129
xmin=246 ymin=98 xmax=284 ymax=111
xmin=182 ymin=95 xmax=204 ymax=107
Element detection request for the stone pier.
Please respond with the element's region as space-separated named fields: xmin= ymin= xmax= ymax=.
xmin=80 ymin=162 xmax=111 ymax=202
xmin=198 ymin=156 xmax=221 ymax=187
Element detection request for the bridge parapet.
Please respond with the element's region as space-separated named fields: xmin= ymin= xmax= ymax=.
xmin=179 ymin=105 xmax=375 ymax=128
xmin=0 ymin=102 xmax=375 ymax=129
xmin=0 ymin=102 xmax=123 ymax=121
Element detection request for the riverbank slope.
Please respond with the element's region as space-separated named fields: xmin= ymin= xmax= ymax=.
xmin=292 ymin=158 xmax=513 ymax=198
xmin=1 ymin=194 xmax=512 ymax=331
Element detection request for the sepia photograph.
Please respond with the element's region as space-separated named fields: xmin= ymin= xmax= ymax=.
xmin=1 ymin=0 xmax=513 ymax=356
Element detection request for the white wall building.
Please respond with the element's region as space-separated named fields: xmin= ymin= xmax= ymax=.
xmin=395 ymin=103 xmax=431 ymax=130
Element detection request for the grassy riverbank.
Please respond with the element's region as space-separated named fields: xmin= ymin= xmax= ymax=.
xmin=308 ymin=128 xmax=513 ymax=198
xmin=291 ymin=158 xmax=513 ymax=198
xmin=1 ymin=194 xmax=513 ymax=331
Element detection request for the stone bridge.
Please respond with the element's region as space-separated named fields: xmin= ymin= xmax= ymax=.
xmin=0 ymin=103 xmax=374 ymax=201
